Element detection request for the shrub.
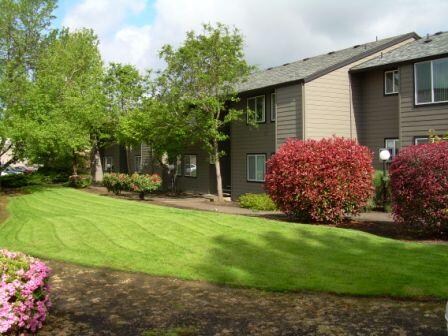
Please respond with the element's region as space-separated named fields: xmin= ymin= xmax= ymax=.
xmin=67 ymin=174 xmax=92 ymax=189
xmin=103 ymin=173 xmax=132 ymax=195
xmin=265 ymin=137 xmax=374 ymax=224
xmin=0 ymin=173 xmax=49 ymax=188
xmin=130 ymin=173 xmax=162 ymax=199
xmin=238 ymin=193 xmax=277 ymax=211
xmin=0 ymin=249 xmax=51 ymax=334
xmin=371 ymin=170 xmax=392 ymax=212
xmin=390 ymin=142 xmax=448 ymax=237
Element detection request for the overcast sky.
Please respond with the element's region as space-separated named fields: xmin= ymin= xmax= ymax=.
xmin=54 ymin=0 xmax=448 ymax=71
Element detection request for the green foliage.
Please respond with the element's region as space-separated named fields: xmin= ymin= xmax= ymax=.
xmin=102 ymin=173 xmax=132 ymax=195
xmin=67 ymin=175 xmax=92 ymax=189
xmin=0 ymin=173 xmax=49 ymax=188
xmin=238 ymin=193 xmax=277 ymax=211
xmin=371 ymin=170 xmax=391 ymax=212
xmin=158 ymin=23 xmax=253 ymax=197
xmin=129 ymin=173 xmax=161 ymax=199
xmin=0 ymin=0 xmax=57 ymax=168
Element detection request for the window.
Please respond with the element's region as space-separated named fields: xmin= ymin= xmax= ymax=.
xmin=271 ymin=93 xmax=276 ymax=121
xmin=175 ymin=156 xmax=182 ymax=176
xmin=384 ymin=70 xmax=399 ymax=94
xmin=385 ymin=138 xmax=400 ymax=159
xmin=134 ymin=155 xmax=142 ymax=172
xmin=247 ymin=95 xmax=265 ymax=123
xmin=414 ymin=137 xmax=429 ymax=145
xmin=415 ymin=57 xmax=448 ymax=104
xmin=247 ymin=154 xmax=266 ymax=182
xmin=103 ymin=156 xmax=113 ymax=172
xmin=184 ymin=154 xmax=197 ymax=177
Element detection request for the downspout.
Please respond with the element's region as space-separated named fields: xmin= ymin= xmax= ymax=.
xmin=301 ymin=83 xmax=306 ymax=139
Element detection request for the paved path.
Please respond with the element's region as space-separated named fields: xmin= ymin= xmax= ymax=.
xmin=40 ymin=260 xmax=446 ymax=336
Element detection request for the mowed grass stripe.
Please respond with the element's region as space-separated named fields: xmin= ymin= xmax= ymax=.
xmin=0 ymin=187 xmax=447 ymax=298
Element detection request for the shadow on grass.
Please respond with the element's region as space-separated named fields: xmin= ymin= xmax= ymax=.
xmin=193 ymin=227 xmax=448 ymax=299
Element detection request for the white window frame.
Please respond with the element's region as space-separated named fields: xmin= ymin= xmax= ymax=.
xmin=271 ymin=93 xmax=276 ymax=121
xmin=103 ymin=156 xmax=113 ymax=171
xmin=175 ymin=156 xmax=182 ymax=176
xmin=414 ymin=57 xmax=448 ymax=105
xmin=246 ymin=154 xmax=266 ymax=182
xmin=384 ymin=138 xmax=400 ymax=160
xmin=135 ymin=155 xmax=142 ymax=172
xmin=184 ymin=154 xmax=197 ymax=177
xmin=384 ymin=70 xmax=399 ymax=95
xmin=247 ymin=95 xmax=265 ymax=123
xmin=414 ymin=137 xmax=429 ymax=145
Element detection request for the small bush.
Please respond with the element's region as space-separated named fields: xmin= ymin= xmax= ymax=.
xmin=67 ymin=174 xmax=92 ymax=189
xmin=370 ymin=170 xmax=392 ymax=212
xmin=0 ymin=249 xmax=51 ymax=334
xmin=265 ymin=137 xmax=374 ymax=224
xmin=103 ymin=173 xmax=132 ymax=195
xmin=0 ymin=173 xmax=49 ymax=188
xmin=390 ymin=142 xmax=448 ymax=237
xmin=130 ymin=173 xmax=162 ymax=199
xmin=238 ymin=193 xmax=277 ymax=211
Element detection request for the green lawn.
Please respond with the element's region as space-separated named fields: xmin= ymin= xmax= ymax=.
xmin=0 ymin=187 xmax=447 ymax=298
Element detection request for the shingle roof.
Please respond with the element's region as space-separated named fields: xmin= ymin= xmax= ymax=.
xmin=236 ymin=32 xmax=418 ymax=93
xmin=353 ymin=31 xmax=448 ymax=71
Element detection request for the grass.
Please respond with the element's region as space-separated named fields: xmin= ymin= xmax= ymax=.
xmin=0 ymin=187 xmax=447 ymax=298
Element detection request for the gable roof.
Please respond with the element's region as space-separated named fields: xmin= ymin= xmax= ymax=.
xmin=352 ymin=31 xmax=448 ymax=71
xmin=236 ymin=32 xmax=418 ymax=93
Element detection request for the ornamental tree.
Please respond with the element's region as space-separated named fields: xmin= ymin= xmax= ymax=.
xmin=158 ymin=23 xmax=253 ymax=201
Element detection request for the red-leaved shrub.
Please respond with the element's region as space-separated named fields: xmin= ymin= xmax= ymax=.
xmin=390 ymin=142 xmax=448 ymax=237
xmin=265 ymin=137 xmax=374 ymax=224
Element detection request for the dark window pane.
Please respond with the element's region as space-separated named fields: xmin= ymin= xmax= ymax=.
xmin=385 ymin=72 xmax=394 ymax=94
xmin=393 ymin=71 xmax=400 ymax=93
xmin=415 ymin=62 xmax=432 ymax=103
xmin=433 ymin=58 xmax=448 ymax=102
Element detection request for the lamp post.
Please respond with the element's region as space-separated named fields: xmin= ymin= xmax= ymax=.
xmin=379 ymin=149 xmax=391 ymax=210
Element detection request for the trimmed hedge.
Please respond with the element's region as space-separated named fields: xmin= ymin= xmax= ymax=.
xmin=265 ymin=137 xmax=374 ymax=224
xmin=238 ymin=193 xmax=277 ymax=211
xmin=390 ymin=141 xmax=448 ymax=237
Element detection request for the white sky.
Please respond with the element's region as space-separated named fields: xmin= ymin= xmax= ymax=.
xmin=60 ymin=0 xmax=448 ymax=71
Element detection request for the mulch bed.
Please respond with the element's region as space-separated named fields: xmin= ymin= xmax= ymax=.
xmin=38 ymin=260 xmax=446 ymax=336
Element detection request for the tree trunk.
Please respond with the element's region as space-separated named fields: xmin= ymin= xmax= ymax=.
xmin=125 ymin=145 xmax=132 ymax=173
xmin=90 ymin=137 xmax=103 ymax=183
xmin=213 ymin=141 xmax=224 ymax=202
xmin=72 ymin=154 xmax=78 ymax=176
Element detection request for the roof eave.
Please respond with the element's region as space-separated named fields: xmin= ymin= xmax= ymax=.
xmin=303 ymin=32 xmax=420 ymax=83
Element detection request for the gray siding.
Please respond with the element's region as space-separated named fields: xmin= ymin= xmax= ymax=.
xmin=399 ymin=63 xmax=448 ymax=146
xmin=275 ymin=84 xmax=303 ymax=148
xmin=176 ymin=144 xmax=213 ymax=194
xmin=230 ymin=91 xmax=276 ymax=199
xmin=357 ymin=70 xmax=399 ymax=168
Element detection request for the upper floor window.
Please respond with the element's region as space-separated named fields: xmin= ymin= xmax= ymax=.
xmin=271 ymin=93 xmax=276 ymax=121
xmin=385 ymin=138 xmax=400 ymax=159
xmin=247 ymin=95 xmax=265 ymax=123
xmin=415 ymin=57 xmax=448 ymax=104
xmin=384 ymin=70 xmax=399 ymax=95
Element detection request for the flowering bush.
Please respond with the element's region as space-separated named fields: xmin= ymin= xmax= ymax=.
xmin=67 ymin=174 xmax=92 ymax=188
xmin=130 ymin=173 xmax=162 ymax=199
xmin=103 ymin=173 xmax=132 ymax=195
xmin=0 ymin=249 xmax=51 ymax=334
xmin=390 ymin=142 xmax=448 ymax=237
xmin=265 ymin=137 xmax=374 ymax=224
